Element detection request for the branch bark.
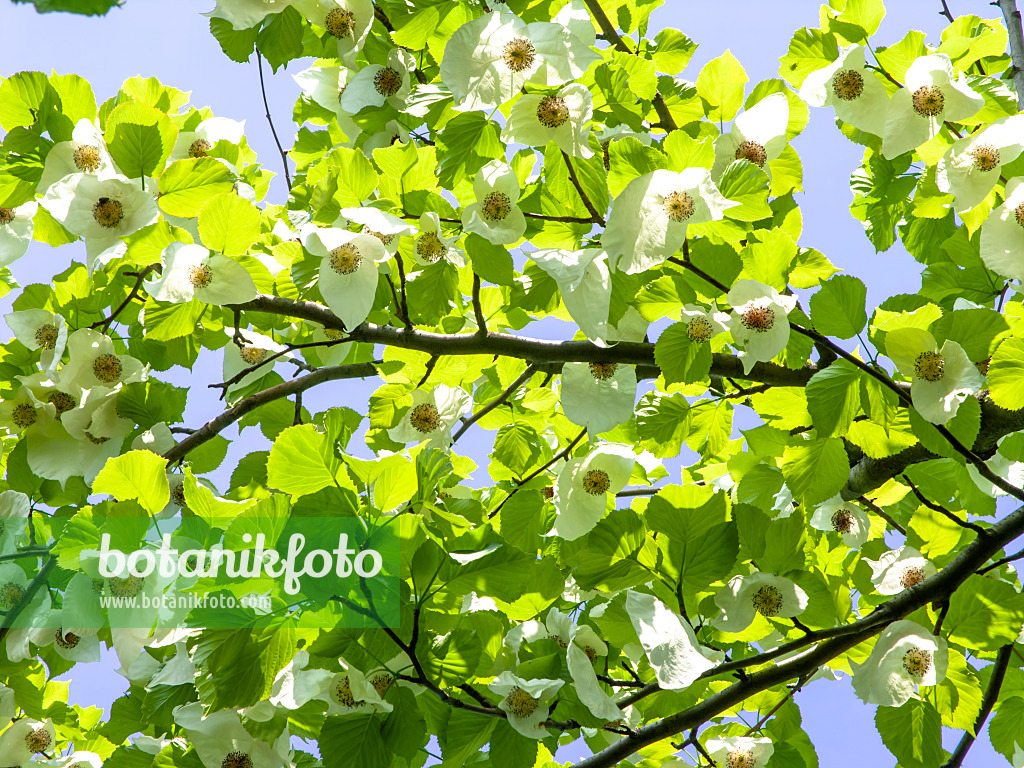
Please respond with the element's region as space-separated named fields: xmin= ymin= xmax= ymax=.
xmin=997 ymin=0 xmax=1024 ymax=110
xmin=941 ymin=644 xmax=1014 ymax=768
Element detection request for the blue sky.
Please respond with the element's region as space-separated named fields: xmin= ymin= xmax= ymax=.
xmin=0 ymin=0 xmax=1010 ymax=765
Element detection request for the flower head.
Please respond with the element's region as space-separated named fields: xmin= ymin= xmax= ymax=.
xmin=560 ymin=361 xmax=637 ymax=435
xmin=173 ymin=702 xmax=292 ymax=768
xmin=411 ymin=211 xmax=466 ymax=267
xmin=851 ymin=619 xmax=947 ymax=706
xmin=530 ymin=248 xmax=612 ymax=344
xmin=292 ymin=64 xmax=360 ymax=139
xmin=489 ymin=671 xmax=564 ymax=739
xmin=0 ymin=200 xmax=36 ymax=268
xmin=885 ymin=327 xmax=982 ymax=424
xmin=321 ymin=658 xmax=393 ymax=715
xmin=799 ymin=45 xmax=889 ymax=135
xmin=680 ymin=303 xmax=730 ymax=344
xmin=59 ymin=328 xmax=147 ymax=390
xmin=809 ymin=495 xmax=870 ymax=548
xmin=881 ymin=53 xmax=983 ymax=159
xmin=4 ymin=309 xmax=68 ymax=376
xmin=144 ymin=242 xmax=258 ymax=306
xmin=303 ymin=227 xmax=384 ymax=330
xmin=863 ymin=546 xmax=937 ymax=595
xmin=936 ymin=116 xmax=1024 ymax=212
xmin=501 ymin=83 xmax=594 ymax=159
xmin=340 ymin=48 xmax=415 ymax=115
xmin=705 ymin=736 xmax=774 ymax=768
xmin=549 ymin=443 xmax=636 ymax=540
xmin=293 ymin=0 xmax=374 ymax=66
xmin=604 ymin=168 xmax=736 ymax=274
xmin=388 ymin=384 xmax=471 ymax=449
xmin=38 ymin=118 xmax=119 ymax=191
xmin=713 ymin=572 xmax=809 ymax=633
xmin=726 ymin=280 xmax=798 ymax=374
xmin=169 ymin=117 xmax=246 ymax=170
xmin=461 ymin=160 xmax=527 ymax=245
xmin=980 ymin=178 xmax=1024 ymax=280
xmin=712 ymin=93 xmax=790 ymax=179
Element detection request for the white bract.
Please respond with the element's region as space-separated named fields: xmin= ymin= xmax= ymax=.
xmin=38 ymin=118 xmax=118 ymax=191
xmin=885 ymin=327 xmax=982 ymax=424
xmin=966 ymin=434 xmax=1024 ymax=497
xmin=603 ymin=168 xmax=735 ymax=274
xmin=726 ymin=280 xmax=798 ymax=374
xmin=851 ymin=619 xmax=948 ymax=707
xmin=440 ymin=7 xmax=599 ymax=111
xmin=59 ymin=328 xmax=147 ymax=390
xmin=713 ymin=572 xmax=809 ymax=633
xmin=711 ymin=93 xmax=790 ymax=179
xmin=489 ymin=671 xmax=564 ymax=739
xmin=303 ymin=227 xmax=384 ymax=329
xmin=980 ymin=178 xmax=1024 ymax=280
xmin=501 ymin=83 xmax=594 ymax=159
xmin=293 ymin=0 xmax=374 ymax=66
xmin=292 ymin=64 xmax=360 ymax=139
xmin=936 ymin=116 xmax=1024 ymax=212
xmin=560 ymin=361 xmax=637 ymax=434
xmin=173 ymin=702 xmax=291 ymax=768
xmin=809 ymin=495 xmax=870 ymax=548
xmin=144 ymin=242 xmax=258 ymax=306
xmin=4 ymin=309 xmax=67 ymax=375
xmin=0 ymin=201 xmax=37 ymax=267
xmin=0 ymin=719 xmax=57 ymax=764
xmin=881 ymin=53 xmax=983 ymax=160
xmin=411 ymin=211 xmax=466 ymax=267
xmin=339 ymin=206 xmax=416 ymax=256
xmin=705 ymin=736 xmax=775 ymax=768
xmin=530 ymin=248 xmax=612 ymax=344
xmin=388 ymin=384 xmax=471 ymax=449
xmin=461 ymin=160 xmax=527 ymax=245
xmin=169 ymin=117 xmax=245 ymax=169
xmin=680 ymin=303 xmax=730 ymax=346
xmin=863 ymin=546 xmax=937 ymax=595
xmin=549 ymin=443 xmax=635 ymax=540
xmin=0 ymin=491 xmax=29 ymax=557
xmin=203 ymin=0 xmax=296 ymax=29
xmin=222 ymin=328 xmax=291 ymax=399
xmin=799 ymin=44 xmax=889 ymax=135
xmin=340 ymin=48 xmax=415 ymax=113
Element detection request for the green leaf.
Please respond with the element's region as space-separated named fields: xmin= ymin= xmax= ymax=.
xmin=256 ymin=6 xmax=304 ymax=71
xmin=407 ymin=261 xmax=459 ymax=324
xmin=805 ymin=360 xmax=863 ymax=438
xmin=779 ymin=28 xmax=840 ymax=88
xmin=490 ymin=719 xmax=538 ymax=768
xmin=92 ymin=450 xmax=170 ymax=516
xmin=944 ymin=575 xmax=1024 ymax=652
xmin=440 ymin=709 xmax=496 ymax=766
xmin=987 ymin=337 xmax=1024 ymax=411
xmin=116 ymin=381 xmax=188 ymax=428
xmin=142 ymin=297 xmax=206 ymax=342
xmin=158 ymin=158 xmax=236 ymax=218
xmin=607 ymin=137 xmax=668 ymax=197
xmin=988 ymin=695 xmax=1024 ymax=763
xmin=696 ymin=50 xmax=748 ymax=122
xmin=652 ymin=28 xmax=697 ymax=73
xmin=655 ymin=322 xmax=713 ymax=385
xmin=781 ymin=438 xmax=849 ymax=505
xmin=493 ymin=423 xmax=542 ymax=477
xmin=465 ymin=234 xmax=514 ymax=286
xmin=810 ymin=275 xmax=868 ymax=339
xmin=105 ymin=101 xmax=178 ymax=179
xmin=194 ymin=628 xmax=296 ymax=711
xmin=320 ymin=714 xmax=390 ymax=768
xmin=12 ymin=0 xmax=121 ymax=14
xmin=267 ymin=424 xmax=346 ymax=496
xmin=717 ymin=160 xmax=772 ymax=221
xmin=0 ymin=71 xmax=58 ymax=131
xmin=875 ymin=699 xmax=943 ymax=768
xmin=830 ymin=0 xmax=886 ymax=42
xmin=209 ymin=18 xmax=258 ymax=63
xmin=436 ymin=112 xmax=503 ymax=189
xmin=197 ymin=192 xmax=261 ymax=256
xmin=635 ymin=391 xmax=691 ymax=458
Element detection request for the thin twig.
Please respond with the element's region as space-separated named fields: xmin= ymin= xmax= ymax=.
xmin=857 ymin=496 xmax=908 ymax=536
xmin=561 ymin=150 xmax=605 ymax=225
xmin=451 ymin=364 xmax=537 ymax=444
xmin=90 ymin=265 xmax=159 ymax=333
xmin=256 ymin=48 xmax=292 ymax=191
xmin=489 ymin=428 xmax=587 ymax=518
xmin=977 ymin=544 xmax=1024 ymax=575
xmin=471 ymin=273 xmax=487 ymax=334
xmin=939 ymin=0 xmax=955 ymax=23
xmin=416 ymin=356 xmax=439 ymax=387
xmin=902 ymin=475 xmax=985 ymax=534
xmin=941 ymin=645 xmax=1014 ymax=767
xmin=209 ymin=338 xmax=343 ymax=398
xmin=393 ymin=253 xmax=413 ymax=330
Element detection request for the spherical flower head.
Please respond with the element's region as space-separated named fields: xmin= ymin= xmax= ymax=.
xmin=809 ymin=495 xmax=871 ymax=548
xmin=171 ymin=702 xmax=294 ymax=768
xmin=461 ymin=160 xmax=527 ymax=245
xmin=549 ymin=443 xmax=636 ymax=540
xmin=302 ymin=227 xmax=384 ymax=330
xmin=0 ymin=718 xmax=57 ymax=764
xmin=340 ymin=48 xmax=416 ymax=114
xmin=388 ymin=384 xmax=471 ymax=449
xmin=937 ymin=116 xmax=1024 ymax=212
xmin=37 ymin=118 xmax=119 ymax=192
xmin=799 ymin=45 xmax=890 ymax=136
xmin=337 ymin=206 xmax=416 ymax=256
xmin=4 ymin=309 xmax=68 ymax=376
xmin=981 ymin=177 xmax=1024 ymax=281
xmin=881 ymin=53 xmax=983 ymax=159
xmin=501 ymin=83 xmax=594 ymax=159
xmin=293 ymin=0 xmax=374 ymax=67
xmin=221 ymin=328 xmax=290 ymax=400
xmin=604 ymin=168 xmax=736 ymax=274
xmin=712 ymin=93 xmax=790 ymax=179
xmin=863 ymin=546 xmax=937 ymax=595
xmin=680 ymin=303 xmax=730 ymax=344
xmin=726 ymin=280 xmax=798 ymax=374
xmin=488 ymin=671 xmax=564 ymax=739
xmin=410 ymin=211 xmax=466 ymax=268
xmin=885 ymin=327 xmax=983 ymax=424
xmin=169 ymin=117 xmax=246 ymax=169
xmin=560 ymin=361 xmax=637 ymax=434
xmin=59 ymin=328 xmax=147 ymax=390
xmin=0 ymin=200 xmax=36 ymax=268
xmin=713 ymin=572 xmax=809 ymax=633
xmin=851 ymin=619 xmax=948 ymax=706
xmin=440 ymin=8 xmax=599 ymax=111
xmin=144 ymin=242 xmax=258 ymax=307
xmin=705 ymin=737 xmax=774 ymax=768
xmin=530 ymin=248 xmax=612 ymax=344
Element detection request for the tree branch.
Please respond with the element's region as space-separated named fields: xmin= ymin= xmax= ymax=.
xmin=255 ymin=48 xmax=292 ymax=192
xmin=903 ymin=475 xmax=986 ymax=534
xmin=489 ymin=428 xmax=588 ymax=518
xmin=941 ymin=644 xmax=1014 ymax=768
xmin=997 ymin=0 xmax=1024 ymax=110
xmin=451 ymin=364 xmax=537 ymax=444
xmin=90 ymin=265 xmax=158 ymax=333
xmin=561 ymin=150 xmax=605 ymax=225
xmin=471 ymin=272 xmax=487 ymax=334
xmin=856 ymin=495 xmax=908 ymax=536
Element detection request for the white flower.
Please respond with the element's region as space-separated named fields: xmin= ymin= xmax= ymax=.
xmin=461 ymin=160 xmax=527 ymax=245
xmin=411 ymin=211 xmax=466 ymax=267
xmin=726 ymin=280 xmax=798 ymax=374
xmin=881 ymin=53 xmax=983 ymax=160
xmin=263 ymin=649 xmax=335 ymax=712
xmin=966 ymin=434 xmax=1024 ymax=497
xmin=501 ymin=83 xmax=594 ymax=159
xmin=292 ymin=64 xmax=360 ymax=139
xmin=169 ymin=117 xmax=245 ymax=169
xmin=338 ymin=206 xmax=416 ymax=256
xmin=711 ymin=93 xmax=790 ymax=179
xmin=31 ymin=613 xmax=102 ymax=663
xmin=885 ymin=327 xmax=982 ymax=424
xmin=0 ymin=491 xmax=29 ymax=557
xmin=388 ymin=384 xmax=471 ymax=449
xmin=799 ymin=44 xmax=890 ymax=136
xmin=144 ymin=242 xmax=257 ymax=306
xmin=58 ymin=328 xmax=147 ymax=390
xmin=293 ymin=0 xmax=374 ymax=66
xmin=440 ymin=7 xmax=599 ymax=111
xmin=530 ymin=248 xmax=611 ymax=344
xmin=302 ymin=227 xmax=383 ymax=329
xmin=549 ymin=443 xmax=635 ymax=540
xmin=0 ymin=719 xmax=57 ymax=763
xmin=604 ymin=168 xmax=735 ymax=274
xmin=680 ymin=303 xmax=730 ymax=345
xmin=222 ymin=328 xmax=290 ymax=399
xmin=851 ymin=619 xmax=947 ymax=707
xmin=488 ymin=671 xmax=564 ymax=739
xmin=809 ymin=495 xmax=870 ymax=548
xmin=0 ymin=201 xmax=37 ymax=267
xmin=340 ymin=48 xmax=415 ymax=113
xmin=38 ymin=119 xmax=119 ymax=191
xmin=705 ymin=736 xmax=774 ymax=768
xmin=4 ymin=309 xmax=67 ymax=375
xmin=713 ymin=572 xmax=809 ymax=633
xmin=980 ymin=178 xmax=1024 ymax=280
xmin=936 ymin=116 xmax=1024 ymax=212
xmin=132 ymin=422 xmax=176 ymax=456
xmin=0 ymin=373 xmax=68 ymax=435
xmin=560 ymin=361 xmax=636 ymax=434
xmin=863 ymin=546 xmax=937 ymax=595
xmin=320 ymin=659 xmax=394 ymax=715
xmin=625 ymin=590 xmax=723 ymax=690
xmin=202 ymin=0 xmax=296 ymax=30
xmin=52 ymin=751 xmax=105 ymax=768
xmin=173 ymin=702 xmax=291 ymax=768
